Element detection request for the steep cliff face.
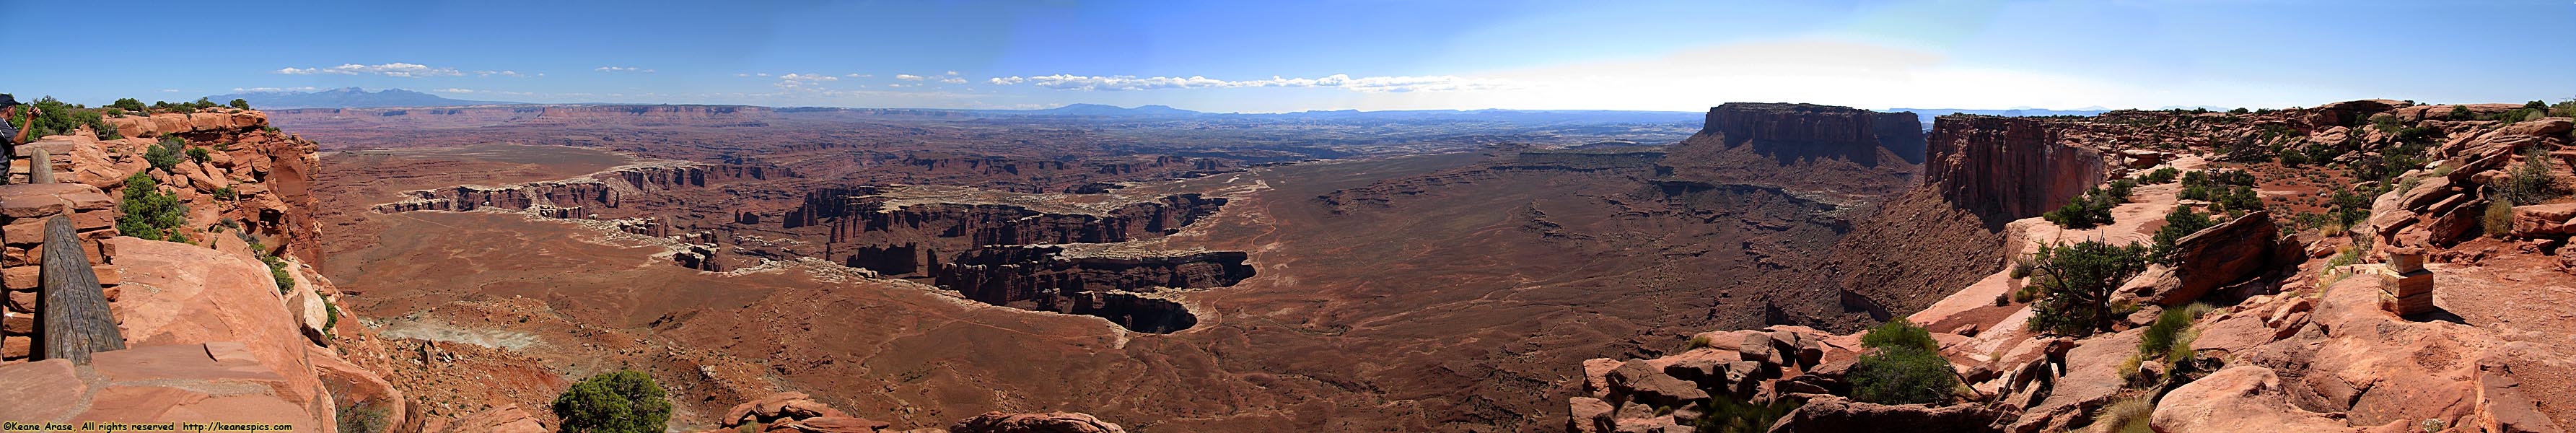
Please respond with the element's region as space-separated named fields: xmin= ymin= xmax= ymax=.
xmin=935 ymin=247 xmax=1249 ymax=333
xmin=1924 ymin=115 xmax=2112 ymax=225
xmin=1690 ymin=102 xmax=1925 ymax=166
xmin=1660 ymin=103 xmax=1924 ymax=198
xmin=372 ymin=162 xmax=785 ymax=214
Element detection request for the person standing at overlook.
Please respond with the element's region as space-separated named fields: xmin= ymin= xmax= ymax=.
xmin=0 ymin=94 xmax=40 ymax=184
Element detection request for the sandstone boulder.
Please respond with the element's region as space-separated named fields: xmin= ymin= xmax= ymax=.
xmin=767 ymin=417 xmax=893 ymax=433
xmin=1569 ymin=396 xmax=1614 ymax=433
xmin=105 ymin=237 xmax=326 ymax=414
xmin=430 ymin=403 xmax=547 ymax=433
xmin=723 ymin=392 xmax=854 ymax=427
xmin=2513 ymin=203 xmax=2576 ymax=237
xmin=1605 ymin=359 xmax=1710 ymax=409
xmin=2150 ymin=366 xmax=2359 ymax=433
xmin=149 ymin=114 xmax=190 ymax=135
xmin=0 ymin=344 xmax=327 ymax=430
xmin=1767 ymin=394 xmax=2009 ymax=433
xmin=2147 ymin=211 xmax=2278 ymax=305
xmin=949 ymin=411 xmax=1126 ymax=433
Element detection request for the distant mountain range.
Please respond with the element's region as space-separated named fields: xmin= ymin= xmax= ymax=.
xmin=204 ymin=87 xmax=518 ymax=109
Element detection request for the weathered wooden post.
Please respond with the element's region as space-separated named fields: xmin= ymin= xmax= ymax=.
xmin=27 ymin=147 xmax=51 ymax=184
xmin=36 ymin=214 xmax=121 ymax=364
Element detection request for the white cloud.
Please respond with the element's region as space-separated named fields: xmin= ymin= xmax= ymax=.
xmin=895 ymin=74 xmax=926 ymax=81
xmin=778 ymin=74 xmax=838 ymax=82
xmin=937 ymin=77 xmax=968 ymax=84
xmin=844 ymin=74 xmax=871 ymax=78
xmin=595 ymin=66 xmax=654 ymax=73
xmin=273 ymin=63 xmax=464 ymax=78
xmin=984 ymin=74 xmax=1517 ymax=92
xmin=945 ymin=71 xmax=959 ymax=76
xmin=476 ymin=70 xmax=528 ymax=77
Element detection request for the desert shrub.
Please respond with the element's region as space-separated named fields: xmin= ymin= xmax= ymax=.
xmin=1691 ymin=395 xmax=1804 ymax=433
xmin=1849 ymin=319 xmax=1958 ymax=405
xmin=2228 ymin=108 xmax=2251 ymax=115
xmin=4 ymin=96 xmax=118 ymax=139
xmin=2486 ymin=197 xmax=2517 ymax=239
xmin=321 ymin=291 xmax=340 ymax=331
xmin=191 ymin=97 xmax=218 ymax=110
xmin=213 ymin=187 xmax=237 ymax=200
xmin=2138 ymin=305 xmax=2204 ymax=362
xmin=1860 ymin=318 xmax=1940 ymax=353
xmin=2499 ymin=146 xmax=2564 ymax=206
xmin=228 ymin=98 xmax=251 ymax=110
xmin=115 ymin=172 xmax=190 ymax=242
xmin=2105 ymin=179 xmax=2137 ymax=199
xmin=2044 ymin=185 xmax=2127 ymax=229
xmin=109 ymin=98 xmax=146 ymax=112
xmin=2092 ymin=396 xmax=2156 ymax=433
xmin=2150 ymin=205 xmax=2216 ymax=263
xmin=2139 ymin=167 xmax=2180 ymax=184
xmin=2447 ymin=106 xmax=2475 ymax=121
xmin=2327 ymin=188 xmax=2373 ymax=229
xmin=185 ymin=146 xmax=211 ymax=163
xmin=1688 ymin=334 xmax=1713 ymax=349
xmin=146 ymin=136 xmax=185 ymax=172
xmin=553 ymin=370 xmax=672 ymax=433
xmin=261 ymin=253 xmax=294 ymax=294
xmin=2213 ymin=185 xmax=2262 ymax=214
xmin=2025 ymin=240 xmax=2151 ymax=336
xmin=338 ymin=403 xmax=390 ymax=433
xmin=2553 ymin=100 xmax=2576 ymax=118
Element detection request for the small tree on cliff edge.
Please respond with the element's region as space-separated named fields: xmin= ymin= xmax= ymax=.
xmin=553 ymin=370 xmax=670 ymax=433
xmin=2025 ymin=240 xmax=2150 ymax=337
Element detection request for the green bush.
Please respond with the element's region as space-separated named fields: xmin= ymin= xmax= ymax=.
xmin=261 ymin=254 xmax=294 ymax=294
xmin=2025 ymin=240 xmax=2151 ymax=336
xmin=109 ymin=98 xmax=146 ymax=112
xmin=115 ymin=172 xmax=190 ymax=242
xmin=337 ymin=403 xmax=389 ymax=433
xmin=1691 ymin=395 xmax=1804 ymax=433
xmin=2138 ymin=305 xmax=2203 ymax=362
xmin=553 ymin=370 xmax=671 ymax=433
xmin=2150 ymin=205 xmax=2216 ymax=263
xmin=146 ymin=136 xmax=185 ymax=172
xmin=228 ymin=99 xmax=251 ymax=110
xmin=2500 ymin=146 xmax=2564 ymax=206
xmin=4 ymin=96 xmax=119 ymax=139
xmin=2486 ymin=197 xmax=2517 ymax=239
xmin=2044 ymin=185 xmax=2129 ymax=229
xmin=185 ymin=146 xmax=211 ymax=164
xmin=1860 ymin=318 xmax=1940 ymax=353
xmin=1848 ymin=318 xmax=1959 ymax=405
xmin=2139 ymin=167 xmax=2180 ymax=184
xmin=2447 ymin=105 xmax=2475 ymax=121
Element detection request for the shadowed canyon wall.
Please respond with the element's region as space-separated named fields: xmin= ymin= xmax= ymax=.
xmin=1924 ymin=115 xmax=2113 ymax=225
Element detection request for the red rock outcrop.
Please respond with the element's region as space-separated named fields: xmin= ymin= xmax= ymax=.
xmin=1688 ymin=102 xmax=1926 ymax=165
xmin=949 ymin=411 xmax=1127 ymax=433
xmin=1924 ymin=115 xmax=2114 ymax=224
xmin=1768 ymin=394 xmax=2013 ymax=432
xmin=374 ymin=162 xmax=788 ymax=214
xmin=1658 ymin=103 xmax=1924 ymax=198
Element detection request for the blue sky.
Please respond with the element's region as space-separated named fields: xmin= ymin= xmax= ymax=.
xmin=5 ymin=0 xmax=2572 ymax=113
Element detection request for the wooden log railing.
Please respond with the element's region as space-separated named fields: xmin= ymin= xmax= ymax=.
xmin=36 ymin=214 xmax=121 ymax=364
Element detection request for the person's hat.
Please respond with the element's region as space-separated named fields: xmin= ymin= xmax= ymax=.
xmin=0 ymin=94 xmax=17 ymax=108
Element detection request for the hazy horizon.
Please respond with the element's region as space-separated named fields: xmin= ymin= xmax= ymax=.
xmin=8 ymin=0 xmax=2572 ymax=112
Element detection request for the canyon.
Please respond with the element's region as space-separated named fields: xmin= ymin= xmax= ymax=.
xmin=268 ymin=101 xmax=1942 ymax=432
xmin=9 ymin=95 xmax=2569 ymax=433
